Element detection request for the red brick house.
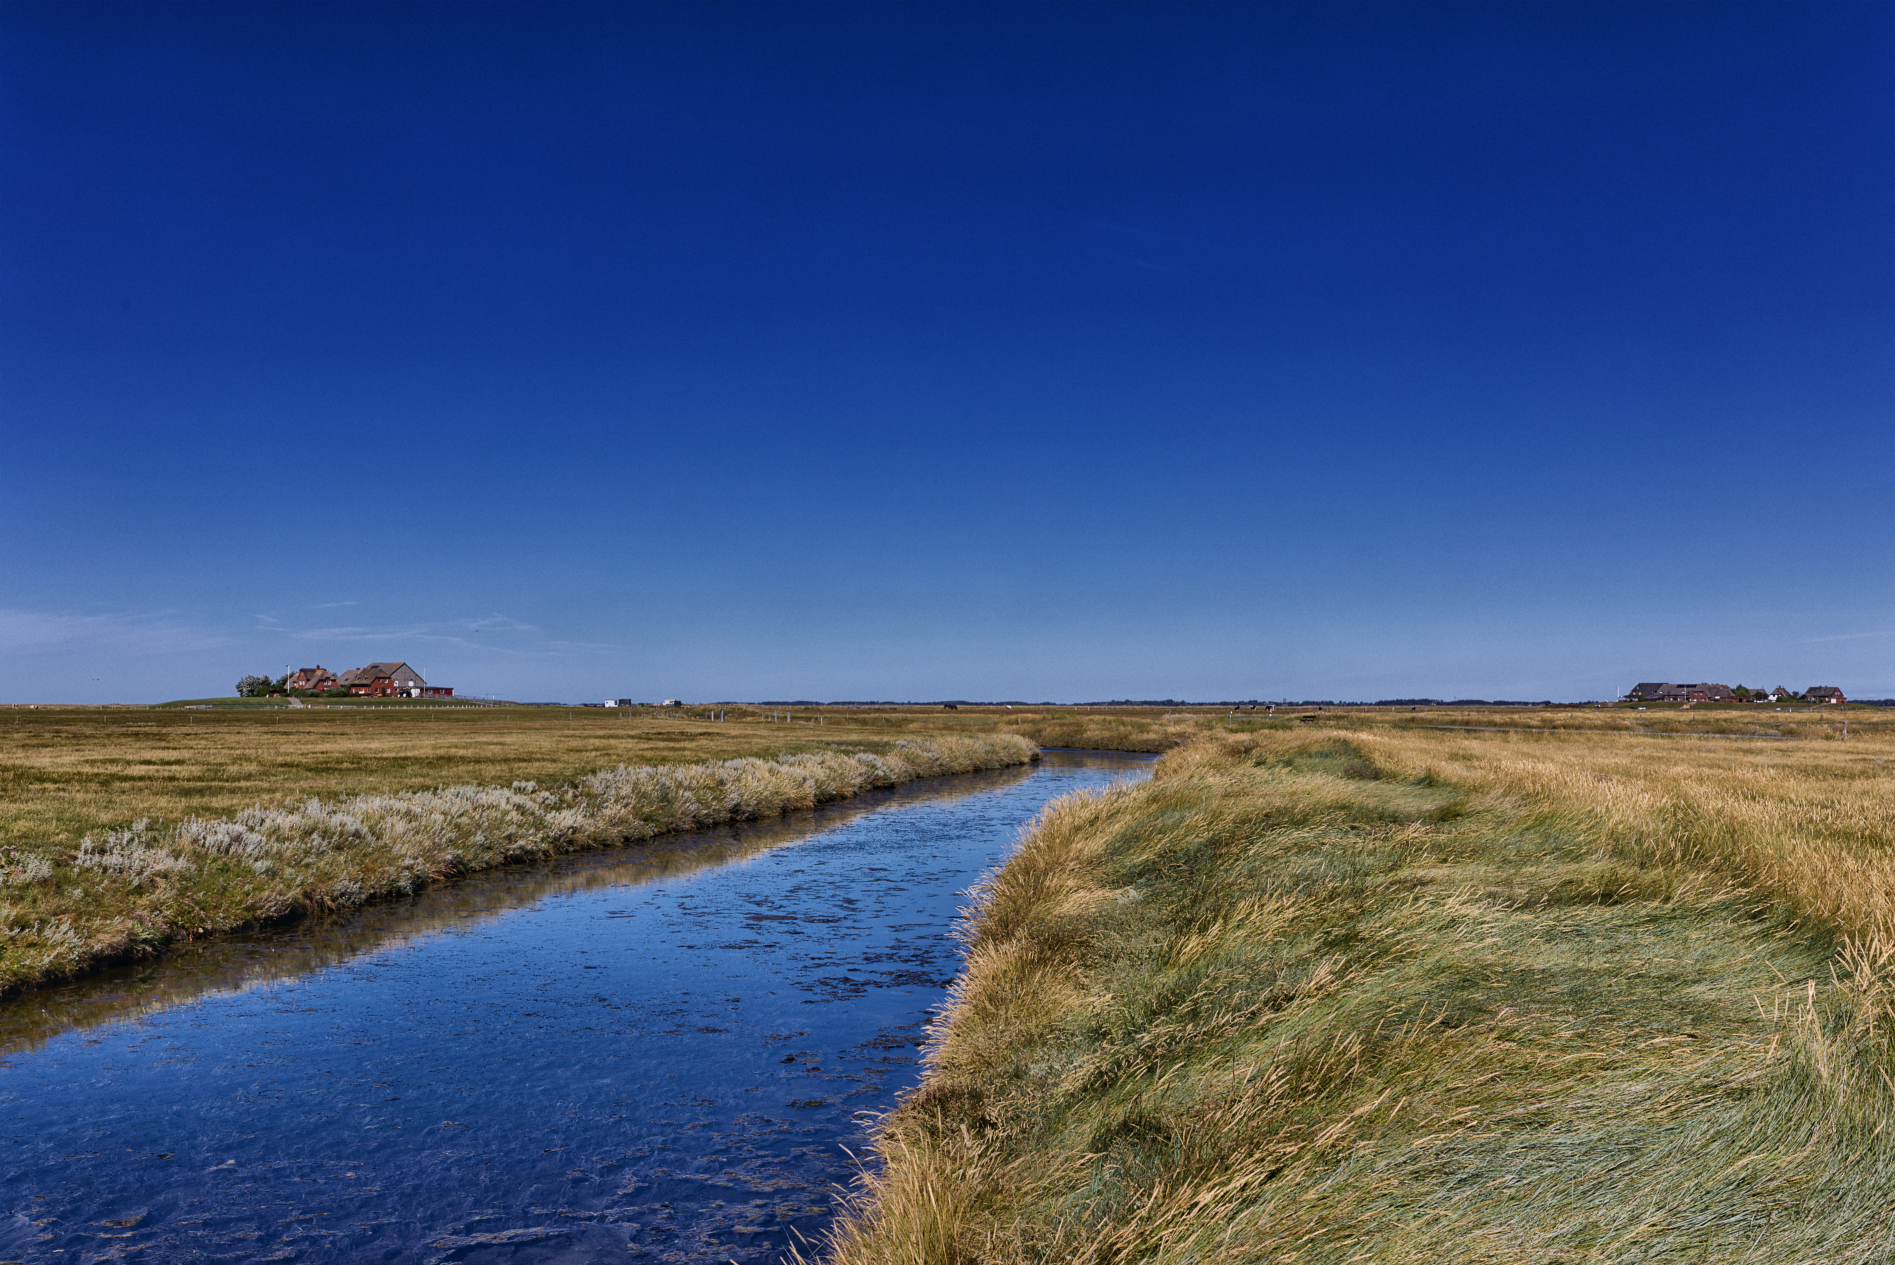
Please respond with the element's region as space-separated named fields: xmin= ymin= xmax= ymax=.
xmin=286 ymin=666 xmax=338 ymax=692
xmin=1806 ymin=686 xmax=1846 ymax=704
xmin=334 ymin=662 xmax=454 ymax=698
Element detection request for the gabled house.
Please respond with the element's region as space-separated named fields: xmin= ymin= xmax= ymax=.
xmin=339 ymin=662 xmax=426 ymax=697
xmin=1806 ymin=686 xmax=1846 ymax=704
xmin=286 ymin=666 xmax=337 ymax=693
xmin=334 ymin=662 xmax=454 ymax=698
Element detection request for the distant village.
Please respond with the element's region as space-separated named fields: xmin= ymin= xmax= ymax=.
xmin=236 ymin=662 xmax=454 ymax=699
xmin=1625 ymin=682 xmax=1846 ymax=704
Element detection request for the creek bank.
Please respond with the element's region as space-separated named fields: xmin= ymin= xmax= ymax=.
xmin=2 ymin=751 xmax=1151 ymax=1265
xmin=821 ymin=734 xmax=1886 ymax=1263
xmin=0 ymin=734 xmax=1037 ymax=998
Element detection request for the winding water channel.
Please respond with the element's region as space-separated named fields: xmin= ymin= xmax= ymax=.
xmin=2 ymin=750 xmax=1152 ymax=1264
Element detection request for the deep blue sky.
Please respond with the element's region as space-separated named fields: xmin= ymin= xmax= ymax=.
xmin=3 ymin=1 xmax=1890 ymax=703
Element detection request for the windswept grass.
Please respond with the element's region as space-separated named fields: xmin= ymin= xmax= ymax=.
xmin=0 ymin=734 xmax=1035 ymax=997
xmin=819 ymin=731 xmax=1895 ymax=1263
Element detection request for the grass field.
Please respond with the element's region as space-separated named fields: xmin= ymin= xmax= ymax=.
xmin=0 ymin=703 xmax=1038 ymax=996
xmin=820 ymin=720 xmax=1895 ymax=1263
xmin=0 ymin=704 xmax=961 ymax=849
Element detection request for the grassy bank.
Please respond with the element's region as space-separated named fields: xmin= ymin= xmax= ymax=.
xmin=821 ymin=728 xmax=1895 ymax=1263
xmin=0 ymin=733 xmax=1035 ymax=997
xmin=0 ymin=704 xmax=979 ymax=850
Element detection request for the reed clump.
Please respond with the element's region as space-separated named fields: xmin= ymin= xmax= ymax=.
xmin=0 ymin=734 xmax=1035 ymax=997
xmin=819 ymin=731 xmax=1895 ymax=1263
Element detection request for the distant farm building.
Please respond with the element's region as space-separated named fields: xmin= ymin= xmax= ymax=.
xmin=1627 ymin=682 xmax=1847 ymax=705
xmin=1625 ymin=682 xmax=1736 ymax=703
xmin=335 ymin=662 xmax=453 ymax=698
xmin=287 ymin=666 xmax=338 ymax=692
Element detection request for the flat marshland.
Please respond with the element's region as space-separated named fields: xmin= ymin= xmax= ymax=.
xmin=823 ymin=718 xmax=1895 ymax=1263
xmin=0 ymin=703 xmax=933 ymax=847
xmin=0 ymin=704 xmax=1035 ymax=995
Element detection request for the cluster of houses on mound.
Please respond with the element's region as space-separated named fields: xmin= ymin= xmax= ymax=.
xmin=285 ymin=662 xmax=454 ymax=698
xmin=1625 ymin=682 xmax=1845 ymax=704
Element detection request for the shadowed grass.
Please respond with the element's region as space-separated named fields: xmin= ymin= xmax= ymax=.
xmin=817 ymin=734 xmax=1895 ymax=1263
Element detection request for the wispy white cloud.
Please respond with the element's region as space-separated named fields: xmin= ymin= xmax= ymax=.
xmin=312 ymin=600 xmax=358 ymax=609
xmin=287 ymin=613 xmax=617 ymax=655
xmin=0 ymin=608 xmax=229 ymax=656
xmin=469 ymin=614 xmax=544 ymax=634
xmin=1801 ymin=630 xmax=1890 ymax=644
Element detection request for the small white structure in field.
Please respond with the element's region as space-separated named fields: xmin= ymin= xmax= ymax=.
xmin=662 ymin=699 xmax=681 ymax=707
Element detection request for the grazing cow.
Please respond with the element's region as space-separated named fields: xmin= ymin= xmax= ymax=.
xmin=943 ymin=703 xmax=958 ymax=710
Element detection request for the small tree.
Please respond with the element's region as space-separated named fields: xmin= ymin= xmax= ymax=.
xmin=235 ymin=674 xmax=271 ymax=697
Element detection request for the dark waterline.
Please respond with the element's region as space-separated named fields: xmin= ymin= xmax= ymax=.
xmin=1 ymin=751 xmax=1153 ymax=1263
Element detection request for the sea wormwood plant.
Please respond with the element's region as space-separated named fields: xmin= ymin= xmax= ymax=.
xmin=817 ymin=733 xmax=1895 ymax=1264
xmin=72 ymin=820 xmax=196 ymax=886
xmin=0 ymin=734 xmax=1036 ymax=997
xmin=1 ymin=847 xmax=57 ymax=887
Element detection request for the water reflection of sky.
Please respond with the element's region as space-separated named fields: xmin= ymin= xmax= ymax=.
xmin=1 ymin=751 xmax=1152 ymax=1263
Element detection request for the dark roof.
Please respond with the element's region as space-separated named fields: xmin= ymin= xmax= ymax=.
xmin=343 ymin=662 xmax=426 ymax=684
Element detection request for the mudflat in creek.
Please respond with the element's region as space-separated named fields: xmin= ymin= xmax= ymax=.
xmin=1 ymin=750 xmax=1153 ymax=1264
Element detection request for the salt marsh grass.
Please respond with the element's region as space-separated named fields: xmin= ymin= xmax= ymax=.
xmin=819 ymin=728 xmax=1895 ymax=1263
xmin=0 ymin=732 xmax=1034 ymax=995
xmin=0 ymin=704 xmax=954 ymax=849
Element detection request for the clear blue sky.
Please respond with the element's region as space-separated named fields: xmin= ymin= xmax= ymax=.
xmin=3 ymin=1 xmax=1890 ymax=704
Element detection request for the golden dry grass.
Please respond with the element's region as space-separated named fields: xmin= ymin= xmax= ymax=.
xmin=0 ymin=707 xmax=1035 ymax=996
xmin=0 ymin=704 xmax=944 ymax=849
xmin=1346 ymin=722 xmax=1895 ymax=946
xmin=817 ymin=726 xmax=1895 ymax=1264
